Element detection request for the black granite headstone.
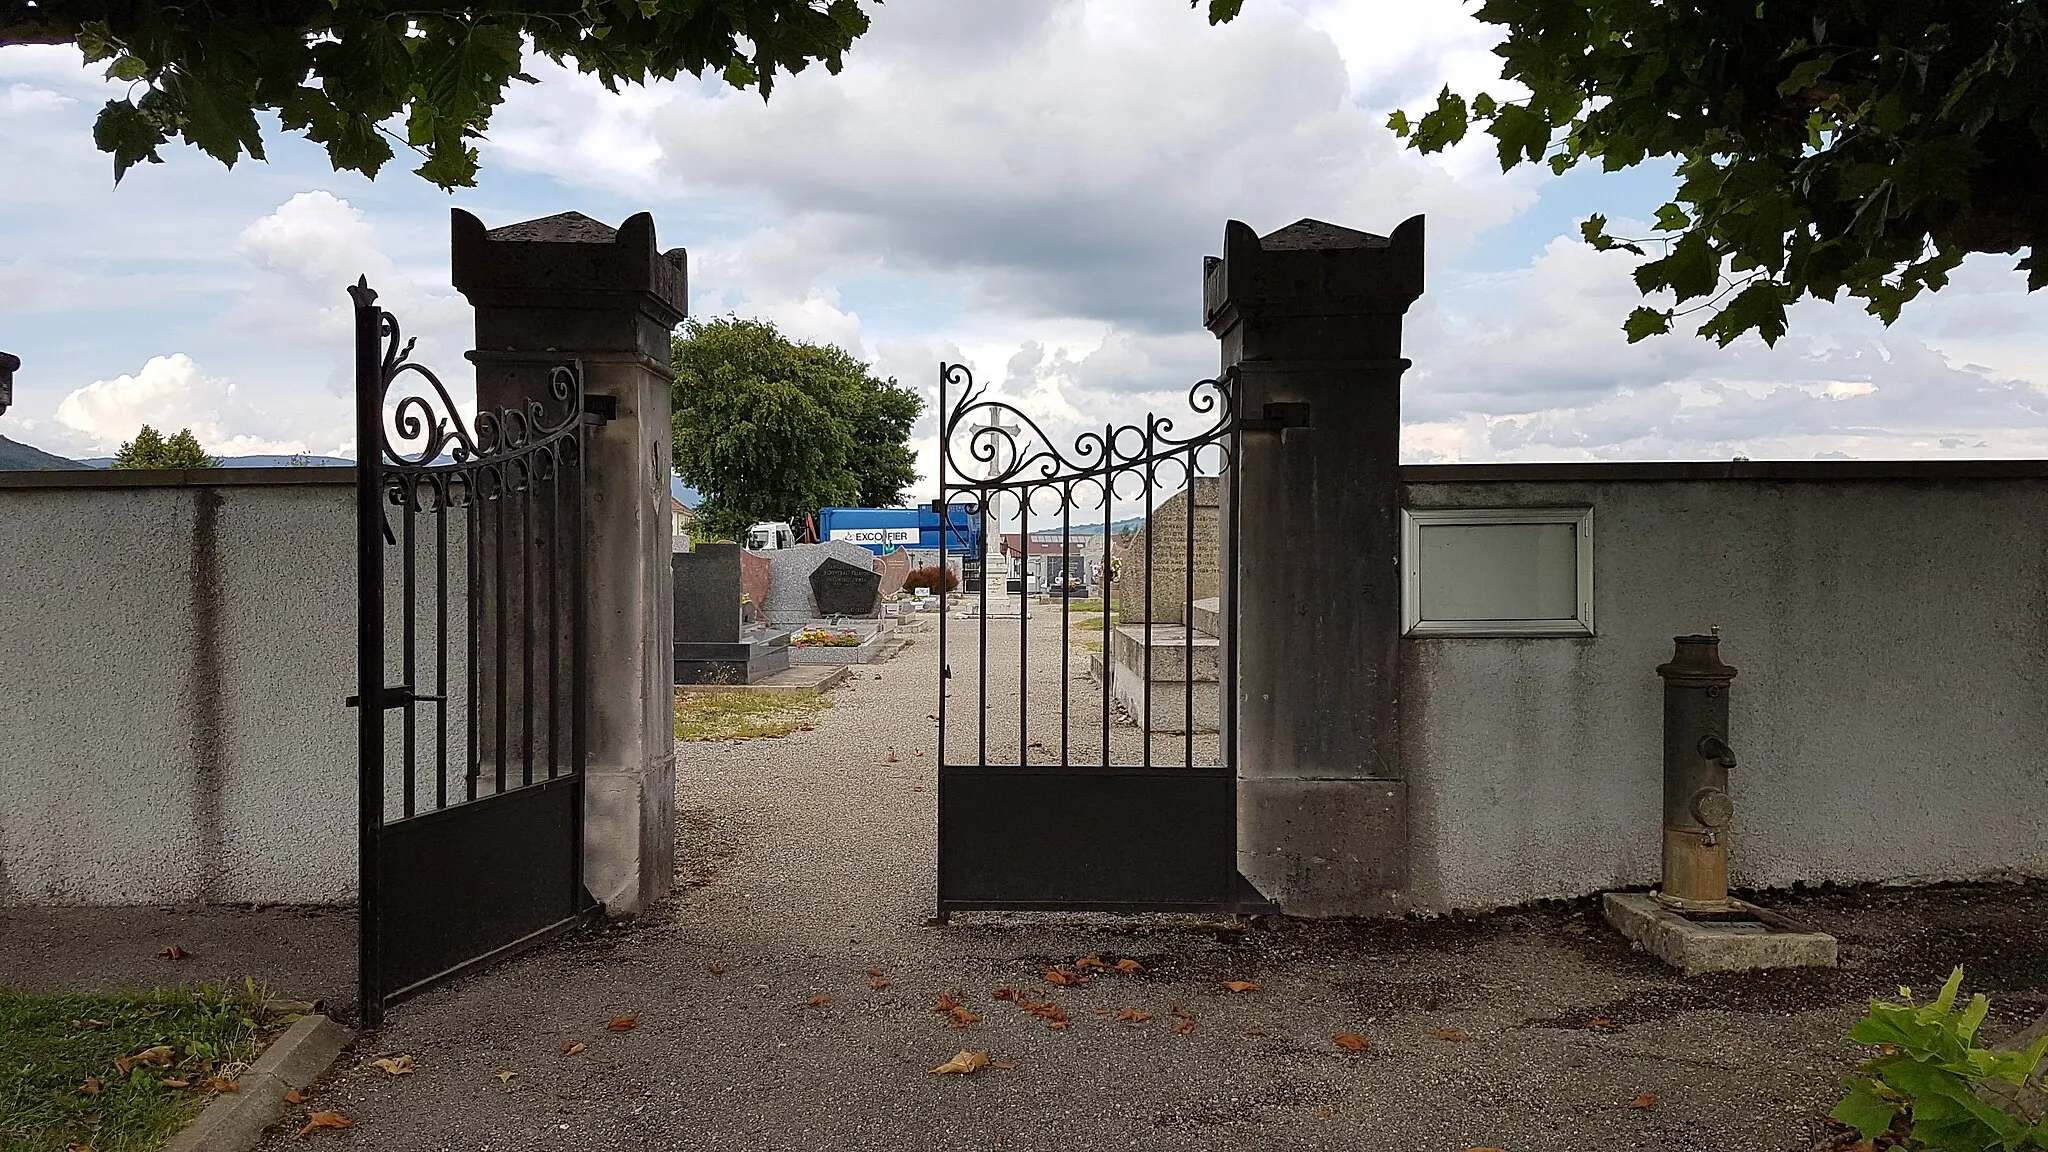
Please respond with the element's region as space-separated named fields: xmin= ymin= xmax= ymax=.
xmin=809 ymin=556 xmax=882 ymax=616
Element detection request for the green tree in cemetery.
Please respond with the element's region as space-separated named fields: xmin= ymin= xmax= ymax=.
xmin=671 ymin=317 xmax=921 ymax=541
xmin=111 ymin=424 xmax=220 ymax=469
xmin=1209 ymin=0 xmax=2048 ymax=346
xmin=2 ymin=1 xmax=871 ymax=189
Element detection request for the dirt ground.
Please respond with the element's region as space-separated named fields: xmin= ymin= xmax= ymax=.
xmin=9 ymin=611 xmax=2048 ymax=1151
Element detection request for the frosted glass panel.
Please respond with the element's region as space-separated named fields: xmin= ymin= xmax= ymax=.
xmin=1415 ymin=522 xmax=1577 ymax=621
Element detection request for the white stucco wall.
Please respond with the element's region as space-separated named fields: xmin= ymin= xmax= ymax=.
xmin=1400 ymin=466 xmax=2048 ymax=911
xmin=0 ymin=472 xmax=358 ymax=905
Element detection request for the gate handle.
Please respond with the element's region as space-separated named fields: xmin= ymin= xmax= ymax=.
xmin=345 ymin=685 xmax=444 ymax=709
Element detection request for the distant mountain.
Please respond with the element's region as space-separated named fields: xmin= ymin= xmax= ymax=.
xmin=76 ymin=454 xmax=354 ymax=468
xmin=0 ymin=436 xmax=93 ymax=470
xmin=1063 ymin=517 xmax=1144 ymax=536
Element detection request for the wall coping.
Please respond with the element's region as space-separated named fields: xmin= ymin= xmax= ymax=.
xmin=1401 ymin=460 xmax=2048 ymax=483
xmin=0 ymin=467 xmax=356 ymax=490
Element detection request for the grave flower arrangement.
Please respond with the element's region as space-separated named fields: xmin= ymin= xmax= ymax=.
xmin=791 ymin=627 xmax=861 ymax=647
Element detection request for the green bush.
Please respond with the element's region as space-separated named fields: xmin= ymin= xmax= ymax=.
xmin=1832 ymin=967 xmax=2048 ymax=1149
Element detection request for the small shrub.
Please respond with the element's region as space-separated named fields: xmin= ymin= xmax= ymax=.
xmin=1831 ymin=966 xmax=2048 ymax=1149
xmin=905 ymin=565 xmax=959 ymax=593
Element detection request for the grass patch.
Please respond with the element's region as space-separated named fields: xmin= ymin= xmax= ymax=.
xmin=1064 ymin=598 xmax=1109 ymax=614
xmin=1068 ymin=611 xmax=1120 ymax=630
xmin=0 ymin=985 xmax=273 ymax=1152
xmin=675 ymin=691 xmax=834 ymax=742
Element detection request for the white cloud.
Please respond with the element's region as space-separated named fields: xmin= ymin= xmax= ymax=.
xmin=52 ymin=353 xmax=310 ymax=457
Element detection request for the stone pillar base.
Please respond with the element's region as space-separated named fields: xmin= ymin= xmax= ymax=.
xmin=1237 ymin=777 xmax=1407 ymax=917
xmin=584 ymin=756 xmax=676 ymax=913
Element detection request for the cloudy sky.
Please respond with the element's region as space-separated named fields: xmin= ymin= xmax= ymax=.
xmin=5 ymin=0 xmax=2048 ymax=486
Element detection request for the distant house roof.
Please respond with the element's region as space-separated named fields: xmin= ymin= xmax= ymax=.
xmin=671 ymin=497 xmax=695 ymax=522
xmin=1001 ymin=533 xmax=1089 ymax=557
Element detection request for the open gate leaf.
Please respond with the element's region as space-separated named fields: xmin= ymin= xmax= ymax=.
xmin=929 ymin=1050 xmax=991 ymax=1075
xmin=296 ymin=1111 xmax=354 ymax=1138
xmin=1333 ymin=1032 xmax=1369 ymax=1051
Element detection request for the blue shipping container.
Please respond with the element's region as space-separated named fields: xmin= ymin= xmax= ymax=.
xmin=817 ymin=505 xmax=980 ymax=556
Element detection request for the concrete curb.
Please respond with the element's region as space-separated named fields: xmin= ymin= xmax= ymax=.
xmin=166 ymin=1014 xmax=352 ymax=1152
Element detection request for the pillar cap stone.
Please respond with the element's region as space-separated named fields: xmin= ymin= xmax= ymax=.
xmin=451 ymin=209 xmax=688 ymax=324
xmin=1202 ymin=215 xmax=1424 ymax=333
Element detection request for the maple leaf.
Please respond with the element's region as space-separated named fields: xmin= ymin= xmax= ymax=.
xmin=296 ymin=1110 xmax=353 ymax=1138
xmin=1116 ymin=1008 xmax=1152 ymax=1023
xmin=1114 ymin=959 xmax=1143 ymax=974
xmin=607 ymin=1013 xmax=639 ymax=1032
xmin=371 ymin=1055 xmax=414 ymax=1076
xmin=1222 ymin=981 xmax=1259 ymax=993
xmin=1628 ymin=1093 xmax=1658 ymax=1110
xmin=1333 ymin=1033 xmax=1369 ymax=1052
xmin=929 ymin=1050 xmax=990 ymax=1075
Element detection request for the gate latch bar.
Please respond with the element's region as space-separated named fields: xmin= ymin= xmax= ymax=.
xmin=581 ymin=394 xmax=618 ymax=425
xmin=345 ymin=684 xmax=444 ymax=709
xmin=1238 ymin=402 xmax=1310 ymax=433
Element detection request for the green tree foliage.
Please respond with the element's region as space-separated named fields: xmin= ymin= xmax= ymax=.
xmin=111 ymin=425 xmax=221 ymax=469
xmin=671 ymin=318 xmax=921 ymax=541
xmin=1363 ymin=0 xmax=2048 ymax=345
xmin=3 ymin=1 xmax=871 ymax=189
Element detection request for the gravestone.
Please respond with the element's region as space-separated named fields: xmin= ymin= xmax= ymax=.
xmin=1116 ymin=476 xmax=1220 ymax=624
xmin=739 ymin=549 xmax=770 ymax=621
xmin=672 ymin=543 xmax=790 ymax=684
xmin=878 ymin=549 xmax=910 ymax=596
xmin=763 ymin=541 xmax=883 ymax=623
xmin=811 ymin=556 xmax=882 ymax=616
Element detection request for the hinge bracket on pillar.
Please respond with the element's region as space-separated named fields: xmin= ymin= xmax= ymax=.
xmin=1237 ymin=402 xmax=1310 ymax=433
xmin=582 ymin=394 xmax=618 ymax=425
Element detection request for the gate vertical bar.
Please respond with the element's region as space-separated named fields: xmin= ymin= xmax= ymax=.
xmin=350 ymin=278 xmax=387 ymax=1029
xmin=568 ymin=380 xmax=589 ymax=913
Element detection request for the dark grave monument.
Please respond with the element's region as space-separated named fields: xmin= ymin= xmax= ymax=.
xmin=674 ymin=544 xmax=791 ymax=684
xmin=809 ymin=556 xmax=882 ymax=617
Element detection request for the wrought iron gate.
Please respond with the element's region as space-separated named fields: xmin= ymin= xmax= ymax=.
xmin=351 ymin=280 xmax=598 ymax=1025
xmin=934 ymin=362 xmax=1271 ymax=917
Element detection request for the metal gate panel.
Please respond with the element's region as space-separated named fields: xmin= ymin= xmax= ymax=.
xmin=934 ymin=362 xmax=1270 ymax=918
xmin=352 ymin=279 xmax=597 ymax=1026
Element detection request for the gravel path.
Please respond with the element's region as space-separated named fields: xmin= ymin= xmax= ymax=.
xmin=229 ymin=616 xmax=2048 ymax=1151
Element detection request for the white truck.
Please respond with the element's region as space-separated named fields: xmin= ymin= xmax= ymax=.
xmin=744 ymin=521 xmax=797 ymax=550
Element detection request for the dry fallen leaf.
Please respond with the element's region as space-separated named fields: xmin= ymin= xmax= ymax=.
xmin=196 ymin=1077 xmax=239 ymax=1094
xmin=560 ymin=1042 xmax=586 ymax=1057
xmin=1114 ymin=959 xmax=1143 ymax=974
xmin=70 ymin=1019 xmax=109 ymax=1031
xmin=989 ymin=1061 xmax=1016 ymax=1071
xmin=1116 ymin=1008 xmax=1153 ymax=1024
xmin=867 ymin=968 xmax=885 ymax=978
xmin=65 ymin=1144 xmax=91 ymax=1152
xmin=1244 ymin=1028 xmax=1270 ymax=1038
xmin=1628 ymin=1093 xmax=1658 ymax=1110
xmin=870 ymin=977 xmax=889 ymax=990
xmin=1433 ymin=1028 xmax=1472 ymax=1042
xmin=116 ymin=1045 xmax=174 ymax=1077
xmin=1333 ymin=1033 xmax=1370 ymax=1052
xmin=494 ymin=1071 xmax=516 ymax=1084
xmin=990 ymin=987 xmax=1019 ymax=1002
xmin=1222 ymin=980 xmax=1260 ymax=993
xmin=1075 ymin=955 xmax=1107 ymax=971
xmin=1585 ymin=1017 xmax=1616 ymax=1031
xmin=933 ymin=991 xmax=963 ymax=1013
xmin=158 ymin=946 xmax=187 ymax=961
xmin=1175 ymin=1018 xmax=1195 ymax=1036
xmin=607 ymin=1013 xmax=639 ymax=1032
xmin=296 ymin=1111 xmax=354 ymax=1138
xmin=708 ymin=964 xmax=728 ymax=976
xmin=948 ymin=1005 xmax=981 ymax=1028
xmin=371 ymin=1055 xmax=414 ymax=1077
xmin=76 ymin=1078 xmax=100 ymax=1097
xmin=1042 ymin=967 xmax=1074 ymax=987
xmin=808 ymin=994 xmax=832 ymax=1007
xmin=284 ymin=1088 xmax=307 ymax=1105
xmin=162 ymin=1078 xmax=190 ymax=1089
xmin=929 ymin=1050 xmax=991 ymax=1075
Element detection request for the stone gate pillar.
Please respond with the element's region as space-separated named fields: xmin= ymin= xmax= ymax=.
xmin=453 ymin=209 xmax=684 ymax=914
xmin=1206 ymin=216 xmax=1423 ymax=917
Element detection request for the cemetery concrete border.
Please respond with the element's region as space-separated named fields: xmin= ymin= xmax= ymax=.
xmin=164 ymin=1013 xmax=352 ymax=1152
